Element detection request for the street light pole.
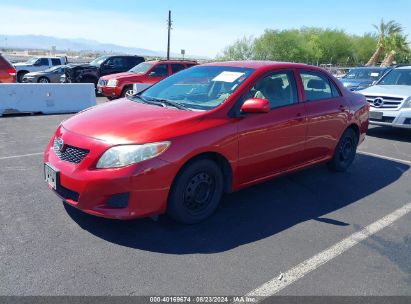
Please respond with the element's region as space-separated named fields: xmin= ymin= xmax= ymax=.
xmin=167 ymin=10 xmax=172 ymax=60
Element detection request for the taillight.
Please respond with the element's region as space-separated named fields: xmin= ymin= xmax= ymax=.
xmin=7 ymin=68 xmax=16 ymax=76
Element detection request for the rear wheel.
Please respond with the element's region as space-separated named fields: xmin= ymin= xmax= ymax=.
xmin=327 ymin=128 xmax=358 ymax=172
xmin=38 ymin=77 xmax=50 ymax=83
xmin=167 ymin=159 xmax=224 ymax=224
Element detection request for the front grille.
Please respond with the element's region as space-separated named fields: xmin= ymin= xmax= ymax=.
xmin=404 ymin=118 xmax=411 ymax=125
xmin=365 ymin=95 xmax=404 ymax=110
xmin=56 ymin=185 xmax=79 ymax=202
xmin=370 ymin=116 xmax=395 ymax=123
xmin=53 ymin=138 xmax=89 ymax=164
xmin=98 ymin=79 xmax=108 ymax=86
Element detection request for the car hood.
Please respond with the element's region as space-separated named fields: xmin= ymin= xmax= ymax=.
xmin=14 ymin=63 xmax=30 ymax=67
xmin=340 ymin=79 xmax=372 ymax=87
xmin=358 ymin=85 xmax=411 ymax=98
xmin=100 ymin=72 xmax=143 ymax=81
xmin=61 ymin=99 xmax=205 ymax=144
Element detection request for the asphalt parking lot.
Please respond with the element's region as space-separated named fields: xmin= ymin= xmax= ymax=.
xmin=1 ymin=98 xmax=410 ymax=296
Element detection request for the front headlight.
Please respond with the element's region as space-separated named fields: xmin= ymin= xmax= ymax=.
xmin=96 ymin=142 xmax=170 ymax=168
xmin=106 ymin=79 xmax=118 ymax=87
xmin=403 ymin=97 xmax=411 ymax=108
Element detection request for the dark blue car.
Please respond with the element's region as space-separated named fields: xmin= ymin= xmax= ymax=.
xmin=340 ymin=67 xmax=391 ymax=91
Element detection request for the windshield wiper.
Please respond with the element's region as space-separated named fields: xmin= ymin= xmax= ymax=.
xmin=145 ymin=97 xmax=191 ymax=111
xmin=131 ymin=95 xmax=164 ymax=107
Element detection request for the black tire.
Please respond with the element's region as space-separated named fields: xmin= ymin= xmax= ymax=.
xmin=327 ymin=128 xmax=358 ymax=172
xmin=37 ymin=77 xmax=50 ymax=83
xmin=17 ymin=71 xmax=28 ymax=83
xmin=121 ymin=86 xmax=134 ymax=98
xmin=167 ymin=159 xmax=224 ymax=224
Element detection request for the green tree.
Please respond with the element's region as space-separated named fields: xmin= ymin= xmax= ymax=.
xmin=218 ymin=36 xmax=255 ymax=60
xmin=366 ymin=19 xmax=402 ymax=66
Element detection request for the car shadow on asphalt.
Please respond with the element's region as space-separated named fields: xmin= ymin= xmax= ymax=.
xmin=64 ymin=154 xmax=409 ymax=254
xmin=366 ymin=126 xmax=411 ymax=143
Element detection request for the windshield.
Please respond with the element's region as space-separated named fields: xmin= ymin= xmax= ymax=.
xmin=377 ymin=69 xmax=411 ymax=85
xmin=344 ymin=68 xmax=385 ymax=80
xmin=137 ymin=66 xmax=255 ymax=111
xmin=44 ymin=65 xmax=63 ymax=72
xmin=89 ymin=56 xmax=109 ymax=66
xmin=129 ymin=62 xmax=153 ymax=74
xmin=25 ymin=57 xmax=39 ymax=65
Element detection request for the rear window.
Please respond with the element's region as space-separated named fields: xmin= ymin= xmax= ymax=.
xmin=0 ymin=54 xmax=13 ymax=68
xmin=51 ymin=58 xmax=61 ymax=66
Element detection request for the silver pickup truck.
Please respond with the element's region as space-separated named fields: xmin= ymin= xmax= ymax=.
xmin=14 ymin=56 xmax=68 ymax=82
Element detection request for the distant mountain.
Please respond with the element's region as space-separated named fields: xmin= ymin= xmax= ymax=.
xmin=2 ymin=34 xmax=188 ymax=58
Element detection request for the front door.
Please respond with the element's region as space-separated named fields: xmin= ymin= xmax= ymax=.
xmin=237 ymin=70 xmax=307 ymax=185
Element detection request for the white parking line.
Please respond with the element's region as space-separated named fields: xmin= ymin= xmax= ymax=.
xmin=0 ymin=152 xmax=43 ymax=160
xmin=245 ymin=201 xmax=411 ymax=299
xmin=358 ymin=150 xmax=411 ymax=165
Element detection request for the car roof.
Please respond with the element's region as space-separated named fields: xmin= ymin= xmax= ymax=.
xmin=146 ymin=60 xmax=197 ymax=64
xmin=203 ymin=60 xmax=313 ymax=70
xmin=395 ymin=66 xmax=411 ymax=70
xmin=349 ymin=66 xmax=388 ymax=70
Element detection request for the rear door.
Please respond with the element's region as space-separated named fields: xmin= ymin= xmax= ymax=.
xmin=298 ymin=70 xmax=349 ymax=162
xmin=171 ymin=63 xmax=186 ymax=75
xmin=237 ymin=70 xmax=307 ymax=185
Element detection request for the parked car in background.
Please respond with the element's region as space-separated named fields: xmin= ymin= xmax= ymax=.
xmin=44 ymin=61 xmax=368 ymax=224
xmin=15 ymin=56 xmax=68 ymax=82
xmin=98 ymin=60 xmax=198 ymax=99
xmin=62 ymin=55 xmax=145 ymax=88
xmin=340 ymin=67 xmax=391 ymax=91
xmin=22 ymin=65 xmax=66 ymax=83
xmin=0 ymin=54 xmax=16 ymax=83
xmin=358 ymin=66 xmax=411 ymax=129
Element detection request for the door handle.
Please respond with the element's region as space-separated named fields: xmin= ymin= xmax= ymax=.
xmin=295 ymin=113 xmax=304 ymax=122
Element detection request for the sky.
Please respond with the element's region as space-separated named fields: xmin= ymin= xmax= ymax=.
xmin=1 ymin=0 xmax=411 ymax=57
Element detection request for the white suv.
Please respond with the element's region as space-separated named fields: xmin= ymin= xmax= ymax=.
xmin=358 ymin=66 xmax=411 ymax=129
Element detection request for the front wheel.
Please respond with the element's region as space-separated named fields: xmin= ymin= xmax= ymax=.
xmin=167 ymin=159 xmax=224 ymax=224
xmin=38 ymin=77 xmax=50 ymax=83
xmin=327 ymin=128 xmax=358 ymax=172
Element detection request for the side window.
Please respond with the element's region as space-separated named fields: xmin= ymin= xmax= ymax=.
xmin=51 ymin=58 xmax=61 ymax=66
xmin=149 ymin=64 xmax=169 ymax=77
xmin=171 ymin=64 xmax=185 ymax=74
xmin=245 ymin=71 xmax=298 ymax=109
xmin=300 ymin=71 xmax=340 ymax=100
xmin=126 ymin=57 xmax=143 ymax=69
xmin=39 ymin=58 xmax=49 ymax=66
xmin=111 ymin=57 xmax=126 ymax=69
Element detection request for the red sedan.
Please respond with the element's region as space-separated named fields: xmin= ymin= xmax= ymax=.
xmin=44 ymin=61 xmax=369 ymax=224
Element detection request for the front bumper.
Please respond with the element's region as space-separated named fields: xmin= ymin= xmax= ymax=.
xmin=369 ymin=108 xmax=411 ymax=129
xmin=98 ymin=85 xmax=122 ymax=98
xmin=44 ymin=127 xmax=178 ymax=219
xmin=22 ymin=77 xmax=36 ymax=83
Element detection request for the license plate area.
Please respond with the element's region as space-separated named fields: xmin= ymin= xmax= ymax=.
xmin=44 ymin=163 xmax=59 ymax=190
xmin=369 ymin=111 xmax=383 ymax=120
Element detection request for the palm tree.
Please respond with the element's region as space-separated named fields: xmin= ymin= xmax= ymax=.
xmin=366 ymin=19 xmax=402 ymax=66
xmin=380 ymin=33 xmax=409 ymax=67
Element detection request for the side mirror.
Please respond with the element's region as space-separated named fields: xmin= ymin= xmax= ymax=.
xmin=34 ymin=61 xmax=41 ymax=66
xmin=240 ymin=98 xmax=270 ymax=114
xmin=148 ymin=71 xmax=156 ymax=77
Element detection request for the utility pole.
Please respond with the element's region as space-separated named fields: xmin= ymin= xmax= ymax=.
xmin=167 ymin=10 xmax=172 ymax=60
